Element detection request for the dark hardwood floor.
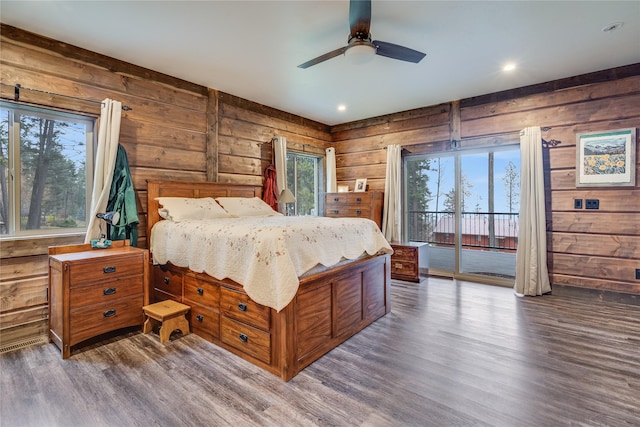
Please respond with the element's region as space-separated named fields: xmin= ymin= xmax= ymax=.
xmin=1 ymin=278 xmax=639 ymax=427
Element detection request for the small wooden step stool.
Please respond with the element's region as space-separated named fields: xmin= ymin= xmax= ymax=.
xmin=142 ymin=300 xmax=191 ymax=344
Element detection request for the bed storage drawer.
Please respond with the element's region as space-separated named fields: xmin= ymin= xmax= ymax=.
xmin=188 ymin=304 xmax=220 ymax=342
xmin=220 ymin=316 xmax=271 ymax=364
xmin=184 ymin=274 xmax=219 ymax=307
xmin=220 ymin=287 xmax=270 ymax=331
xmin=152 ymin=265 xmax=183 ymax=301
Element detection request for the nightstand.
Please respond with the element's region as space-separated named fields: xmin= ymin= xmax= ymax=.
xmin=48 ymin=240 xmax=149 ymax=358
xmin=390 ymin=242 xmax=428 ymax=282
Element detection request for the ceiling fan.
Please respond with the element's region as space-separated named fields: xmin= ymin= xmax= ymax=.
xmin=298 ymin=0 xmax=426 ymax=69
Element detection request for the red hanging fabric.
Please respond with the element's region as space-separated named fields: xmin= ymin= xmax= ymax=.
xmin=263 ymin=164 xmax=279 ymax=211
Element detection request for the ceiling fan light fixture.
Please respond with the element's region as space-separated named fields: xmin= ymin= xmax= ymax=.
xmin=344 ymin=43 xmax=376 ymax=64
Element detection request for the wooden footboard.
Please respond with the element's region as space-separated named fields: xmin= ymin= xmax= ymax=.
xmin=146 ymin=180 xmax=391 ymax=380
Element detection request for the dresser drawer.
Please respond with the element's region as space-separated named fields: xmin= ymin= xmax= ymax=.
xmin=188 ymin=304 xmax=220 ymax=342
xmin=69 ymin=296 xmax=144 ymax=346
xmin=325 ymin=206 xmax=371 ymax=219
xmin=184 ymin=274 xmax=219 ymax=307
xmin=221 ymin=316 xmax=271 ymax=364
xmin=69 ymin=255 xmax=143 ymax=287
xmin=220 ymin=287 xmax=270 ymax=331
xmin=326 ymin=193 xmax=371 ymax=206
xmin=70 ymin=276 xmax=143 ymax=307
xmin=152 ymin=265 xmax=183 ymax=297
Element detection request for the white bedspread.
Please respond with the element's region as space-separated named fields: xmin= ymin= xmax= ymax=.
xmin=151 ymin=216 xmax=392 ymax=311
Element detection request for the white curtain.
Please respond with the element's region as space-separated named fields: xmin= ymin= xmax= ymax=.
xmin=515 ymin=126 xmax=551 ymax=296
xmin=84 ymin=99 xmax=122 ymax=242
xmin=273 ymin=136 xmax=288 ymax=212
xmin=382 ymin=144 xmax=402 ymax=241
xmin=326 ymin=147 xmax=337 ymax=193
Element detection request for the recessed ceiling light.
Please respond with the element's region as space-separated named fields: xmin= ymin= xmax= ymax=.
xmin=503 ymin=63 xmax=516 ymax=72
xmin=337 ymin=104 xmax=346 ymax=112
xmin=602 ymin=22 xmax=623 ymax=33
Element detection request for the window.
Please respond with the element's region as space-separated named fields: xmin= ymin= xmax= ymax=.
xmin=286 ymin=152 xmax=322 ymax=216
xmin=0 ymin=102 xmax=95 ymax=236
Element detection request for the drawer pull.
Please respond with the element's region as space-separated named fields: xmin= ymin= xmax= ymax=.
xmin=163 ymin=277 xmax=170 ymax=284
xmin=333 ymin=197 xmax=339 ymax=202
xmin=103 ymin=287 xmax=116 ymax=296
xmin=197 ymin=288 xmax=204 ymax=296
xmin=332 ymin=210 xmax=339 ymax=214
xmin=238 ymin=302 xmax=247 ymax=312
xmin=103 ymin=266 xmax=116 ymax=274
xmin=356 ymin=209 xmax=362 ymax=215
xmin=103 ymin=309 xmax=116 ymax=318
xmin=196 ymin=314 xmax=204 ymax=322
xmin=356 ymin=197 xmax=362 ymax=203
xmin=239 ymin=333 xmax=248 ymax=343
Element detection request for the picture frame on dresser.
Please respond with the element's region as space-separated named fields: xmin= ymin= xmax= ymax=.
xmin=576 ymin=128 xmax=636 ymax=187
xmin=354 ymin=178 xmax=367 ymax=192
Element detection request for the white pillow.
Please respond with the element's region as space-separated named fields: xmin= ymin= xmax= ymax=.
xmin=215 ymin=197 xmax=282 ymax=217
xmin=156 ymin=197 xmax=233 ymax=221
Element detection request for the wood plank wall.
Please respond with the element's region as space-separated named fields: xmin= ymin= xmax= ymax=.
xmin=0 ymin=25 xmax=329 ymax=347
xmin=332 ymin=65 xmax=640 ymax=297
xmin=1 ymin=23 xmax=638 ymax=348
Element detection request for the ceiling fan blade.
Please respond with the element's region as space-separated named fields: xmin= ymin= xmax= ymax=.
xmin=349 ymin=0 xmax=371 ymax=38
xmin=373 ymin=40 xmax=426 ymax=63
xmin=297 ymin=46 xmax=348 ymax=69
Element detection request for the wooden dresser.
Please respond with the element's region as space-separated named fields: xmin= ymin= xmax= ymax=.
xmin=390 ymin=242 xmax=428 ymax=282
xmin=48 ymin=240 xmax=149 ymax=358
xmin=325 ymin=191 xmax=384 ymax=228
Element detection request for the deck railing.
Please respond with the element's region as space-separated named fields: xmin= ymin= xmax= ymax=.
xmin=408 ymin=211 xmax=519 ymax=251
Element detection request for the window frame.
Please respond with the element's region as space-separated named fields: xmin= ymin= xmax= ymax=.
xmin=0 ymin=101 xmax=95 ymax=237
xmin=286 ymin=150 xmax=323 ymax=216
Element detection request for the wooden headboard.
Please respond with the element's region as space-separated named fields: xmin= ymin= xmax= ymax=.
xmin=146 ymin=180 xmax=263 ymax=248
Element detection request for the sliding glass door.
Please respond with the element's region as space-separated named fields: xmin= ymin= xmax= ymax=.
xmin=404 ymin=146 xmax=520 ymax=284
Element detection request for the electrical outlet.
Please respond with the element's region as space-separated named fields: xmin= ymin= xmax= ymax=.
xmin=636 ymin=269 xmax=640 ymax=280
xmin=585 ymin=199 xmax=599 ymax=209
xmin=574 ymin=199 xmax=583 ymax=209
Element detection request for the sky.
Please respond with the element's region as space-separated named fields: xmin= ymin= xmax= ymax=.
xmin=416 ymin=148 xmax=520 ymax=214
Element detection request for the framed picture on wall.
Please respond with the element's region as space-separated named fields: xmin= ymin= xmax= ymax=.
xmin=576 ymin=128 xmax=636 ymax=187
xmin=354 ymin=178 xmax=367 ymax=192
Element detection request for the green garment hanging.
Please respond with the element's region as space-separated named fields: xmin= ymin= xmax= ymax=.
xmin=106 ymin=144 xmax=138 ymax=246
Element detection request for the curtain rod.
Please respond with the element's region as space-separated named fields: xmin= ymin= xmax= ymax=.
xmin=2 ymin=83 xmax=132 ymax=111
xmin=262 ymin=137 xmax=323 ymax=152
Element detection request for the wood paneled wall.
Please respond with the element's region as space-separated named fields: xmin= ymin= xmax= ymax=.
xmin=331 ymin=65 xmax=640 ymax=297
xmin=0 ymin=25 xmax=329 ymax=347
xmin=1 ymin=23 xmax=638 ymax=349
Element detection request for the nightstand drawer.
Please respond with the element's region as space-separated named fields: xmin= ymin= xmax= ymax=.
xmin=220 ymin=287 xmax=270 ymax=331
xmin=221 ymin=316 xmax=271 ymax=364
xmin=70 ymin=276 xmax=143 ymax=306
xmin=69 ymin=255 xmax=143 ymax=287
xmin=391 ymin=260 xmax=417 ymax=278
xmin=189 ymin=304 xmax=220 ymax=342
xmin=392 ymin=246 xmax=417 ymax=261
xmin=69 ymin=296 xmax=144 ymax=346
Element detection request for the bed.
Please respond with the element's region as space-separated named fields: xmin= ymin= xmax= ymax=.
xmin=146 ymin=180 xmax=392 ymax=381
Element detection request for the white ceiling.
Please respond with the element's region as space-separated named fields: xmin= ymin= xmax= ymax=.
xmin=1 ymin=1 xmax=639 ymax=126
